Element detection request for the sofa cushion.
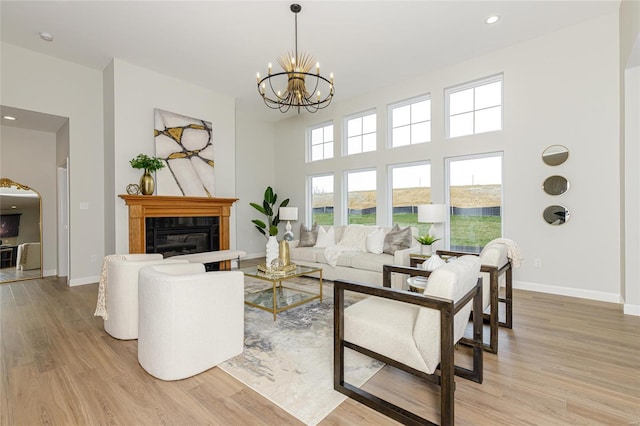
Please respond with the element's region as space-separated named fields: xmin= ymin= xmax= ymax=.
xmin=350 ymin=252 xmax=394 ymax=272
xmin=383 ymin=225 xmax=412 ymax=255
xmin=290 ymin=246 xmax=323 ymax=263
xmin=315 ymin=226 xmax=335 ymax=248
xmin=316 ymin=250 xmax=358 ymax=267
xmin=366 ymin=228 xmax=386 ymax=254
xmin=298 ymin=223 xmax=318 ymax=247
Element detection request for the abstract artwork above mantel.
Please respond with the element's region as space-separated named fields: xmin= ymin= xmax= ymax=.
xmin=154 ymin=108 xmax=214 ymax=197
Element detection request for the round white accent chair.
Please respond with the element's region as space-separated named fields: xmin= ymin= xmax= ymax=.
xmin=103 ymin=254 xmax=188 ymax=340
xmin=137 ymin=263 xmax=245 ymax=381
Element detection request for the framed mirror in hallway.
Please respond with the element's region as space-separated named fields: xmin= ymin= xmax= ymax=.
xmin=0 ymin=178 xmax=42 ymax=283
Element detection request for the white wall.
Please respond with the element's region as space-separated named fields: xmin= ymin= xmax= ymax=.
xmin=620 ymin=0 xmax=640 ymax=315
xmin=0 ymin=126 xmax=57 ymax=275
xmin=1 ymin=42 xmax=104 ymax=286
xmin=106 ymin=59 xmax=237 ymax=254
xmin=235 ymin=111 xmax=277 ymax=258
xmin=272 ymin=13 xmax=621 ymax=302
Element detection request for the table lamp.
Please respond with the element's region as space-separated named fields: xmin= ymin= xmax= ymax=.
xmin=279 ymin=207 xmax=299 ymax=241
xmin=417 ymin=204 xmax=447 ymax=239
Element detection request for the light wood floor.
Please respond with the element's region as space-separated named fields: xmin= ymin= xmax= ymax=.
xmin=1 ymin=274 xmax=639 ymax=425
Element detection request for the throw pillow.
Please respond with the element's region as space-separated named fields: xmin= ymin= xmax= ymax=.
xmin=365 ymin=228 xmax=386 ymax=254
xmin=338 ymin=224 xmax=374 ymax=252
xmin=298 ymin=223 xmax=318 ymax=247
xmin=383 ymin=225 xmax=412 ymax=255
xmin=314 ymin=226 xmax=336 ymax=248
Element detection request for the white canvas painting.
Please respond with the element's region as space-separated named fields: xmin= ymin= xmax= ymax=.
xmin=154 ymin=109 xmax=214 ymax=196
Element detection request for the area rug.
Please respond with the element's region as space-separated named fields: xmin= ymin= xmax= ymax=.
xmin=219 ymin=277 xmax=383 ymax=425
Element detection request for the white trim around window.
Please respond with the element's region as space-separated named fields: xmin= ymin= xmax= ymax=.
xmin=388 ymin=94 xmax=431 ymax=148
xmin=306 ymin=121 xmax=334 ymax=162
xmin=445 ymin=73 xmax=503 ymax=139
xmin=343 ymin=109 xmax=377 ymax=156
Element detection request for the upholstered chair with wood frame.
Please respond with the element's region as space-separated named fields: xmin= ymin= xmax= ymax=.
xmin=334 ymin=256 xmax=483 ymax=426
xmin=437 ymin=245 xmax=513 ymax=354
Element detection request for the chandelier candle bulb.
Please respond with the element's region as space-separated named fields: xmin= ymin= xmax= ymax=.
xmin=268 ymin=63 xmax=272 ymax=74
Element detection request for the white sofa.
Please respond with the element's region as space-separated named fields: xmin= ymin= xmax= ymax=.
xmin=289 ymin=224 xmax=420 ymax=289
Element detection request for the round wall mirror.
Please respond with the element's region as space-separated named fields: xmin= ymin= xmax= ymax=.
xmin=543 ymin=205 xmax=570 ymax=225
xmin=542 ymin=145 xmax=569 ymax=166
xmin=543 ymin=175 xmax=570 ymax=195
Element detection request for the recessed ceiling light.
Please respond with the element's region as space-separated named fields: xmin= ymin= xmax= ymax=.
xmin=39 ymin=32 xmax=54 ymax=42
xmin=2 ymin=116 xmax=16 ymax=121
xmin=485 ymin=15 xmax=500 ymax=24
xmin=11 ymin=206 xmax=17 ymax=209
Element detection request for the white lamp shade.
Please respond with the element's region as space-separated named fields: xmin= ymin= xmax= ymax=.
xmin=279 ymin=207 xmax=298 ymax=221
xmin=417 ymin=204 xmax=447 ymax=223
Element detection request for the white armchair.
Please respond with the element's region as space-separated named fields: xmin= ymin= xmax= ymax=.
xmin=101 ymin=254 xmax=188 ymax=340
xmin=334 ymin=256 xmax=483 ymax=425
xmin=137 ymin=263 xmax=244 ymax=381
xmin=438 ymin=241 xmax=515 ymax=353
xmin=16 ymin=242 xmax=40 ymax=270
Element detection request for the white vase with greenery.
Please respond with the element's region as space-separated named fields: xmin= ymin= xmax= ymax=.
xmin=414 ymin=234 xmax=441 ymax=256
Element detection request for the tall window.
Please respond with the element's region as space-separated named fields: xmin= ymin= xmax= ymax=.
xmin=390 ymin=163 xmax=431 ymax=234
xmin=346 ymin=169 xmax=376 ymax=225
xmin=308 ymin=123 xmax=334 ymax=162
xmin=446 ymin=74 xmax=503 ymax=139
xmin=446 ymin=153 xmax=503 ymax=253
xmin=389 ymin=96 xmax=431 ymax=147
xmin=309 ymin=174 xmax=334 ymax=225
xmin=345 ymin=111 xmax=376 ymax=155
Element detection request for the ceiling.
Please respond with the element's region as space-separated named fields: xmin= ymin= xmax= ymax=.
xmin=0 ymin=1 xmax=619 ymax=123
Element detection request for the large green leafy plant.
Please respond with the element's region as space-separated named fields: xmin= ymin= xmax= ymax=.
xmin=250 ymin=186 xmax=290 ymax=238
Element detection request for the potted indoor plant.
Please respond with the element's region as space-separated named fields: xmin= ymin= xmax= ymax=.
xmin=130 ymin=153 xmax=165 ymax=195
xmin=250 ymin=186 xmax=289 ymax=267
xmin=414 ymin=234 xmax=441 ymax=256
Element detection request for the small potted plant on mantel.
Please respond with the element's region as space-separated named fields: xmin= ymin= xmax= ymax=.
xmin=414 ymin=234 xmax=441 ymax=256
xmin=130 ymin=154 xmax=165 ymax=195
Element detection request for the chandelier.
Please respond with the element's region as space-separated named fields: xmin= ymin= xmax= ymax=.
xmin=257 ymin=3 xmax=334 ymax=114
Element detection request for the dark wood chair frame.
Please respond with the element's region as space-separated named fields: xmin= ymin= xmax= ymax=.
xmin=436 ymin=250 xmax=513 ymax=354
xmin=334 ymin=264 xmax=483 ymax=426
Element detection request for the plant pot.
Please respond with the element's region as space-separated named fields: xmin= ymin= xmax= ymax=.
xmin=139 ymin=169 xmax=155 ymax=195
xmin=420 ymin=244 xmax=432 ymax=256
xmin=266 ymin=236 xmax=279 ymax=268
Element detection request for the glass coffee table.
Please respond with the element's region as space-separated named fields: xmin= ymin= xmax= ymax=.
xmin=240 ymin=265 xmax=323 ymax=321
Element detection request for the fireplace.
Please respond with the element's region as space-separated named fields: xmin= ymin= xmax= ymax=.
xmin=145 ymin=216 xmax=219 ymax=258
xmin=119 ymin=195 xmax=238 ymax=270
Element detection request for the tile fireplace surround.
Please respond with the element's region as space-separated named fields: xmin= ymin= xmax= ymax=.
xmin=119 ymin=195 xmax=238 ymax=269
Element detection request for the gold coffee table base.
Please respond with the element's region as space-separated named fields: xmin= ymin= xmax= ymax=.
xmin=241 ymin=265 xmax=323 ymax=321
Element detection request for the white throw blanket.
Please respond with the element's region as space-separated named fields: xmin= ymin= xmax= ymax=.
xmin=94 ymin=254 xmax=126 ymax=320
xmin=481 ymin=238 xmax=524 ymax=268
xmin=323 ymin=245 xmax=361 ymax=267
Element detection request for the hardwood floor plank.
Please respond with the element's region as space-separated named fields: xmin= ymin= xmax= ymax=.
xmin=1 ymin=277 xmax=639 ymax=426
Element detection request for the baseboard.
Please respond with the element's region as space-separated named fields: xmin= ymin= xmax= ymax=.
xmin=514 ymin=280 xmax=621 ymax=304
xmin=43 ymin=268 xmax=57 ymax=277
xmin=69 ymin=275 xmax=100 ymax=287
xmin=623 ymin=304 xmax=640 ymax=316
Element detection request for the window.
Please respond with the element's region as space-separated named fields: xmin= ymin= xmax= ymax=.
xmin=389 ymin=96 xmax=431 ymax=147
xmin=446 ymin=75 xmax=502 ymax=138
xmin=345 ymin=111 xmax=376 ymax=155
xmin=308 ymin=123 xmax=334 ymax=161
xmin=446 ymin=153 xmax=503 ymax=253
xmin=346 ymin=169 xmax=376 ymax=225
xmin=309 ymin=174 xmax=334 ymax=225
xmin=389 ymin=163 xmax=431 ymax=234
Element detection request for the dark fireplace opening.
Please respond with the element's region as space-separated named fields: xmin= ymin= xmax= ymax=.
xmin=145 ymin=216 xmax=220 ymax=270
